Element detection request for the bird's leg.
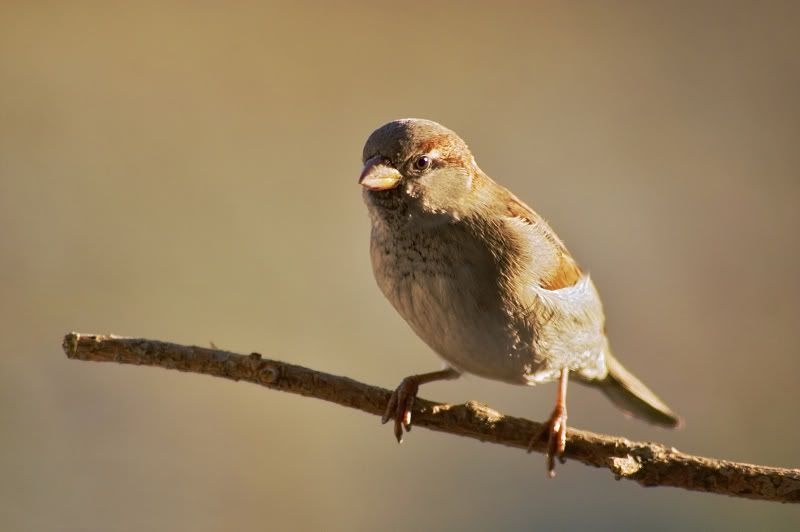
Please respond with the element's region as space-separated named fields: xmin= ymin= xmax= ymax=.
xmin=382 ymin=368 xmax=460 ymax=443
xmin=529 ymin=368 xmax=569 ymax=477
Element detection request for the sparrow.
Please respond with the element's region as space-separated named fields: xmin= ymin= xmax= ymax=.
xmin=359 ymin=118 xmax=680 ymax=476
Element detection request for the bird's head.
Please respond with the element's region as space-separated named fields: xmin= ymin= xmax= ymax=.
xmin=359 ymin=119 xmax=482 ymax=219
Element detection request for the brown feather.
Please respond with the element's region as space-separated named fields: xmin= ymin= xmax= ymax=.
xmin=501 ymin=189 xmax=582 ymax=290
xmin=540 ymin=253 xmax=582 ymax=290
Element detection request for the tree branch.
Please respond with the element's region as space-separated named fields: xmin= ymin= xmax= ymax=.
xmin=61 ymin=332 xmax=799 ymax=503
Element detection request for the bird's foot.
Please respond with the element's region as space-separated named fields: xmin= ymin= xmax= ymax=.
xmin=381 ymin=377 xmax=420 ymax=443
xmin=528 ymin=404 xmax=568 ymax=478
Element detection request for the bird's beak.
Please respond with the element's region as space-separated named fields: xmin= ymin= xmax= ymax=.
xmin=359 ymin=156 xmax=402 ymax=191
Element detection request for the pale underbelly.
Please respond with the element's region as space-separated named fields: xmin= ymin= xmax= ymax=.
xmin=380 ymin=272 xmax=540 ymax=385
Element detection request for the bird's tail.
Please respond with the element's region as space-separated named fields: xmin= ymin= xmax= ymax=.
xmin=593 ymin=353 xmax=681 ymax=428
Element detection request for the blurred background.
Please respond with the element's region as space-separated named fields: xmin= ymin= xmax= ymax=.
xmin=1 ymin=2 xmax=799 ymax=530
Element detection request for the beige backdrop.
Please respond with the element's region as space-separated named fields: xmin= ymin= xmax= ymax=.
xmin=1 ymin=2 xmax=798 ymax=531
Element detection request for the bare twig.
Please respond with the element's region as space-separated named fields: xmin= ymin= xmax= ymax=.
xmin=61 ymin=332 xmax=800 ymax=503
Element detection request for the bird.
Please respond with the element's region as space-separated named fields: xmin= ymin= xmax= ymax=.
xmin=358 ymin=118 xmax=680 ymax=476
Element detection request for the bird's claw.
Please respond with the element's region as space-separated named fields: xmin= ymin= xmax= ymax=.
xmin=528 ymin=404 xmax=568 ymax=477
xmin=382 ymin=377 xmax=419 ymax=443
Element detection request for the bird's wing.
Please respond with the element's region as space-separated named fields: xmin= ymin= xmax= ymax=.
xmin=492 ymin=186 xmax=608 ymax=382
xmin=502 ymin=191 xmax=583 ymax=290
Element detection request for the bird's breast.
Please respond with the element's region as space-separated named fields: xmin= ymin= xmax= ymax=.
xmin=369 ymin=220 xmax=536 ymax=384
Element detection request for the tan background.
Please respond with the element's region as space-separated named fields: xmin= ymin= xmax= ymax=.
xmin=1 ymin=2 xmax=799 ymax=530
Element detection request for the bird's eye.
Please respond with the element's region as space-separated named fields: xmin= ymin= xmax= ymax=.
xmin=414 ymin=156 xmax=431 ymax=170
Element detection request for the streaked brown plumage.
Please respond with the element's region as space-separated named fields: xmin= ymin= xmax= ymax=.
xmin=359 ymin=118 xmax=680 ymax=476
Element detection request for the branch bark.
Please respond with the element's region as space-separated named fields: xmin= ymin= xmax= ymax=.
xmin=62 ymin=332 xmax=800 ymax=503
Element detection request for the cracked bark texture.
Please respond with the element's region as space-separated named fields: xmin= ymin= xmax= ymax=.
xmin=62 ymin=332 xmax=800 ymax=503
